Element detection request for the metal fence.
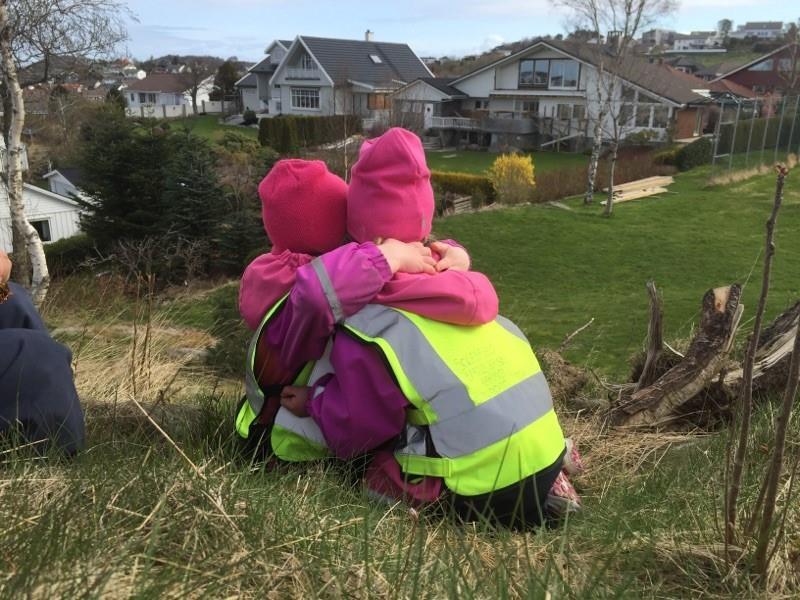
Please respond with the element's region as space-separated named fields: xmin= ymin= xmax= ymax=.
xmin=710 ymin=94 xmax=800 ymax=180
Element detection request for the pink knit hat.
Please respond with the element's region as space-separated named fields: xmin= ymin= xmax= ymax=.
xmin=258 ymin=159 xmax=348 ymax=255
xmin=347 ymin=127 xmax=434 ymax=243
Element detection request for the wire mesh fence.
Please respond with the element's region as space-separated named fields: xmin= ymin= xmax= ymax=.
xmin=710 ymin=94 xmax=800 ymax=180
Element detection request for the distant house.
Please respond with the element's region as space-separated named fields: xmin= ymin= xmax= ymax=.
xmin=392 ymin=39 xmax=711 ymax=151
xmin=0 ymin=143 xmax=82 ymax=252
xmin=42 ymin=168 xmax=85 ymax=199
xmin=712 ymin=44 xmax=799 ymax=95
xmin=641 ymin=29 xmax=676 ymax=47
xmin=236 ymin=40 xmax=292 ymax=113
xmin=124 ymin=73 xmax=215 ymax=111
xmin=729 ymin=22 xmax=785 ymax=40
xmin=673 ymin=32 xmax=719 ymax=51
xmin=237 ymin=33 xmax=432 ymax=121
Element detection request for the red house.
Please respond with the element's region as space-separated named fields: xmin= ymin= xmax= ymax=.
xmin=712 ymin=44 xmax=799 ymax=95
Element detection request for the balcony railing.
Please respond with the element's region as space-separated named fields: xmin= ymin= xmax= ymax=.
xmin=285 ymin=67 xmax=322 ymax=80
xmin=430 ymin=116 xmax=479 ymax=130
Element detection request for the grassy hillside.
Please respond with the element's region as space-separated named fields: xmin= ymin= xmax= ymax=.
xmin=3 ymin=166 xmax=800 ymax=596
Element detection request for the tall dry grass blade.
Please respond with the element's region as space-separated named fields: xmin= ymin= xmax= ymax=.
xmin=726 ymin=164 xmax=787 ymax=549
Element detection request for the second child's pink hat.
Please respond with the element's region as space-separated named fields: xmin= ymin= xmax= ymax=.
xmin=347 ymin=127 xmax=434 ymax=243
xmin=258 ymin=159 xmax=348 ymax=255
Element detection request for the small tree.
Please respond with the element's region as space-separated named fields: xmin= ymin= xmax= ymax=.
xmin=210 ymin=59 xmax=240 ymax=102
xmin=552 ymin=0 xmax=677 ymax=211
xmin=180 ymin=60 xmax=215 ymax=115
xmin=487 ymin=154 xmax=536 ymax=205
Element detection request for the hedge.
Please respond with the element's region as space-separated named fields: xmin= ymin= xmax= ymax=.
xmin=673 ymin=136 xmax=714 ymax=171
xmin=258 ymin=115 xmax=362 ymax=152
xmin=430 ymin=171 xmax=495 ymax=202
xmin=717 ymin=114 xmax=798 ymax=156
xmin=43 ymin=234 xmax=95 ymax=277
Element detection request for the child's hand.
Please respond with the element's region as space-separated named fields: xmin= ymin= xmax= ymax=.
xmin=430 ymin=242 xmax=470 ymax=272
xmin=0 ymin=252 xmax=11 ymax=284
xmin=280 ymin=386 xmax=311 ymax=417
xmin=378 ymin=239 xmax=437 ymax=275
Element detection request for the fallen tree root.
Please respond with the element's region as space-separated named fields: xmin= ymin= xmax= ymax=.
xmin=613 ymin=285 xmax=743 ymax=427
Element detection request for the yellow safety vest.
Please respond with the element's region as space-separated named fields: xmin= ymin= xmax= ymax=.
xmin=236 ymin=295 xmax=332 ymax=462
xmin=342 ymin=305 xmax=565 ymax=497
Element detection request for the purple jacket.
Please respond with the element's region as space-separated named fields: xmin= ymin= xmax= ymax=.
xmin=265 ymin=241 xmax=498 ymax=458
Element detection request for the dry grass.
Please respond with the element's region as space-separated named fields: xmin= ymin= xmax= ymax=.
xmin=708 ymin=154 xmax=798 ymax=187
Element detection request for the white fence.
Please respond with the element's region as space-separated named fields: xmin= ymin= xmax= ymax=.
xmin=125 ymin=99 xmax=234 ymax=119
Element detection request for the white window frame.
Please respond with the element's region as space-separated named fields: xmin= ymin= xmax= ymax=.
xmin=291 ymin=87 xmax=320 ymax=110
xmin=300 ymin=54 xmax=315 ymax=70
xmin=549 ymin=60 xmax=579 ymax=90
xmin=30 ymin=219 xmax=52 ymax=242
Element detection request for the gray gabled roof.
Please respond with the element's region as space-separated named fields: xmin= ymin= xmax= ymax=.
xmin=418 ymin=77 xmax=465 ymax=97
xmin=278 ymin=40 xmax=293 ymax=48
xmin=236 ymin=72 xmax=258 ymax=87
xmin=300 ymin=36 xmax=432 ymax=87
xmin=249 ymin=56 xmax=278 ymax=74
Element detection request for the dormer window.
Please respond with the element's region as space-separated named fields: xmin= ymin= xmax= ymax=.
xmin=301 ymin=54 xmax=315 ymax=70
xmin=369 ymin=54 xmax=383 ymax=64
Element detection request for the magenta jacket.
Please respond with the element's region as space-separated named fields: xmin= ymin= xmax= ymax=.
xmin=261 ymin=241 xmax=499 ymax=459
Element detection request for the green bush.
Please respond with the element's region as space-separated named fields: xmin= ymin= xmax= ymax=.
xmin=258 ymin=115 xmax=362 ymax=151
xmin=430 ymin=171 xmax=495 ymax=202
xmin=242 ymin=110 xmax=257 ymax=126
xmin=653 ymin=146 xmax=681 ymax=166
xmin=43 ymin=234 xmax=95 ymax=277
xmin=674 ymin=137 xmax=713 ymax=171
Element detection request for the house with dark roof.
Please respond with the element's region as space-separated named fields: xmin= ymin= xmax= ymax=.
xmin=393 ymin=39 xmax=712 ymax=151
xmin=245 ymin=32 xmax=431 ymax=119
xmin=390 ymin=78 xmax=467 ymax=131
xmin=711 ymin=44 xmax=799 ymax=95
xmin=235 ymin=40 xmax=292 ymax=113
xmin=729 ymin=22 xmax=786 ymax=40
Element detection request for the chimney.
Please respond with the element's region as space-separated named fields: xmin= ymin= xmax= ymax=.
xmin=365 ymin=29 xmax=374 ymax=42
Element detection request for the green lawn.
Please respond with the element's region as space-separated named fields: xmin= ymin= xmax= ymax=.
xmin=426 ymin=149 xmax=589 ymax=175
xmin=8 ymin=167 xmax=800 ymax=596
xmin=435 ymin=165 xmax=800 ymax=377
xmin=169 ymin=114 xmax=258 ymax=142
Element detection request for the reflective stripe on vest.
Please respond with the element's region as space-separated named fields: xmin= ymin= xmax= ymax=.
xmin=343 ymin=304 xmax=565 ymax=497
xmin=270 ymin=340 xmax=333 ymax=461
xmin=238 ymin=296 xmax=332 ymax=462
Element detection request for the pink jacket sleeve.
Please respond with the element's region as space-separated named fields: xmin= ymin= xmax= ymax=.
xmin=307 ymin=334 xmax=408 ymax=459
xmin=265 ymin=242 xmax=391 ymax=372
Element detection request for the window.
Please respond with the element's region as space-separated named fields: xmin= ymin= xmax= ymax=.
xmin=557 ymin=104 xmax=572 ymax=120
xmin=369 ymin=54 xmax=382 ymax=64
xmin=147 ymin=93 xmax=157 ymax=104
xmin=515 ymin=100 xmax=539 ymax=114
xmin=635 ymin=105 xmax=652 ymax=127
xmin=291 ymin=87 xmax=320 ymax=109
xmin=652 ymin=105 xmax=669 ymax=128
xmin=573 ymin=104 xmax=586 ymax=121
xmin=519 ymin=59 xmax=549 ymax=88
xmin=30 ymin=219 xmax=51 ymax=242
xmin=138 ymin=93 xmax=147 ymax=103
xmin=749 ymin=59 xmax=774 ymax=72
xmin=621 ymin=87 xmax=637 ymax=103
xmin=619 ymin=104 xmax=634 ymax=127
xmin=474 ymin=100 xmax=489 ymax=110
xmin=130 ymin=93 xmax=134 ymax=102
xmin=549 ymin=60 xmax=579 ymax=89
xmin=368 ymin=93 xmax=390 ymax=110
xmin=300 ymin=54 xmax=315 ymax=70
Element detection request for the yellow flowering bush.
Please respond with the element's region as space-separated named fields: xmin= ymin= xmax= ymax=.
xmin=487 ymin=153 xmax=536 ymax=205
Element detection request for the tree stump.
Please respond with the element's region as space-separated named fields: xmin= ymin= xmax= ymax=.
xmin=613 ymin=285 xmax=743 ymax=427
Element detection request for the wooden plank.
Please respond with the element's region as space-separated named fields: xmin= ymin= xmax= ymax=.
xmin=600 ymin=187 xmax=668 ymax=206
xmin=605 ymin=176 xmax=673 ymax=192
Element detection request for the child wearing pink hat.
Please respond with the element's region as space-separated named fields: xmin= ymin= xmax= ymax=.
xmin=239 ymin=158 xmax=500 ymax=458
xmin=276 ymin=128 xmax=581 ymax=523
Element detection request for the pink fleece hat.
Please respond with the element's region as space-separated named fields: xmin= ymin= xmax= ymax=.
xmin=258 ymin=159 xmax=348 ymax=255
xmin=347 ymin=127 xmax=434 ymax=243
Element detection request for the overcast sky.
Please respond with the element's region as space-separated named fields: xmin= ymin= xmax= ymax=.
xmin=123 ymin=0 xmax=796 ymax=62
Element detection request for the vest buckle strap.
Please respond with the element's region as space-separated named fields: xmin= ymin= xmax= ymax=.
xmin=396 ymin=453 xmax=454 ymax=478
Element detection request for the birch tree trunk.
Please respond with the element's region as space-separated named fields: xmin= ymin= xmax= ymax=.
xmin=0 ymin=2 xmax=50 ymax=306
xmin=604 ymin=140 xmax=618 ymax=217
xmin=584 ymin=116 xmax=603 ymax=204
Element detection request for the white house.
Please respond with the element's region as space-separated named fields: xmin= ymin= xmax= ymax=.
xmin=125 ymin=73 xmax=215 ymax=115
xmin=0 ymin=143 xmax=82 ymax=252
xmin=392 ymin=39 xmax=711 ymax=151
xmin=0 ymin=185 xmax=82 ymax=252
xmin=236 ymin=33 xmax=432 ymax=120
xmin=672 ymin=31 xmax=719 ymax=51
xmin=237 ymin=40 xmax=292 ymax=113
xmin=729 ymin=22 xmax=786 ymax=40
